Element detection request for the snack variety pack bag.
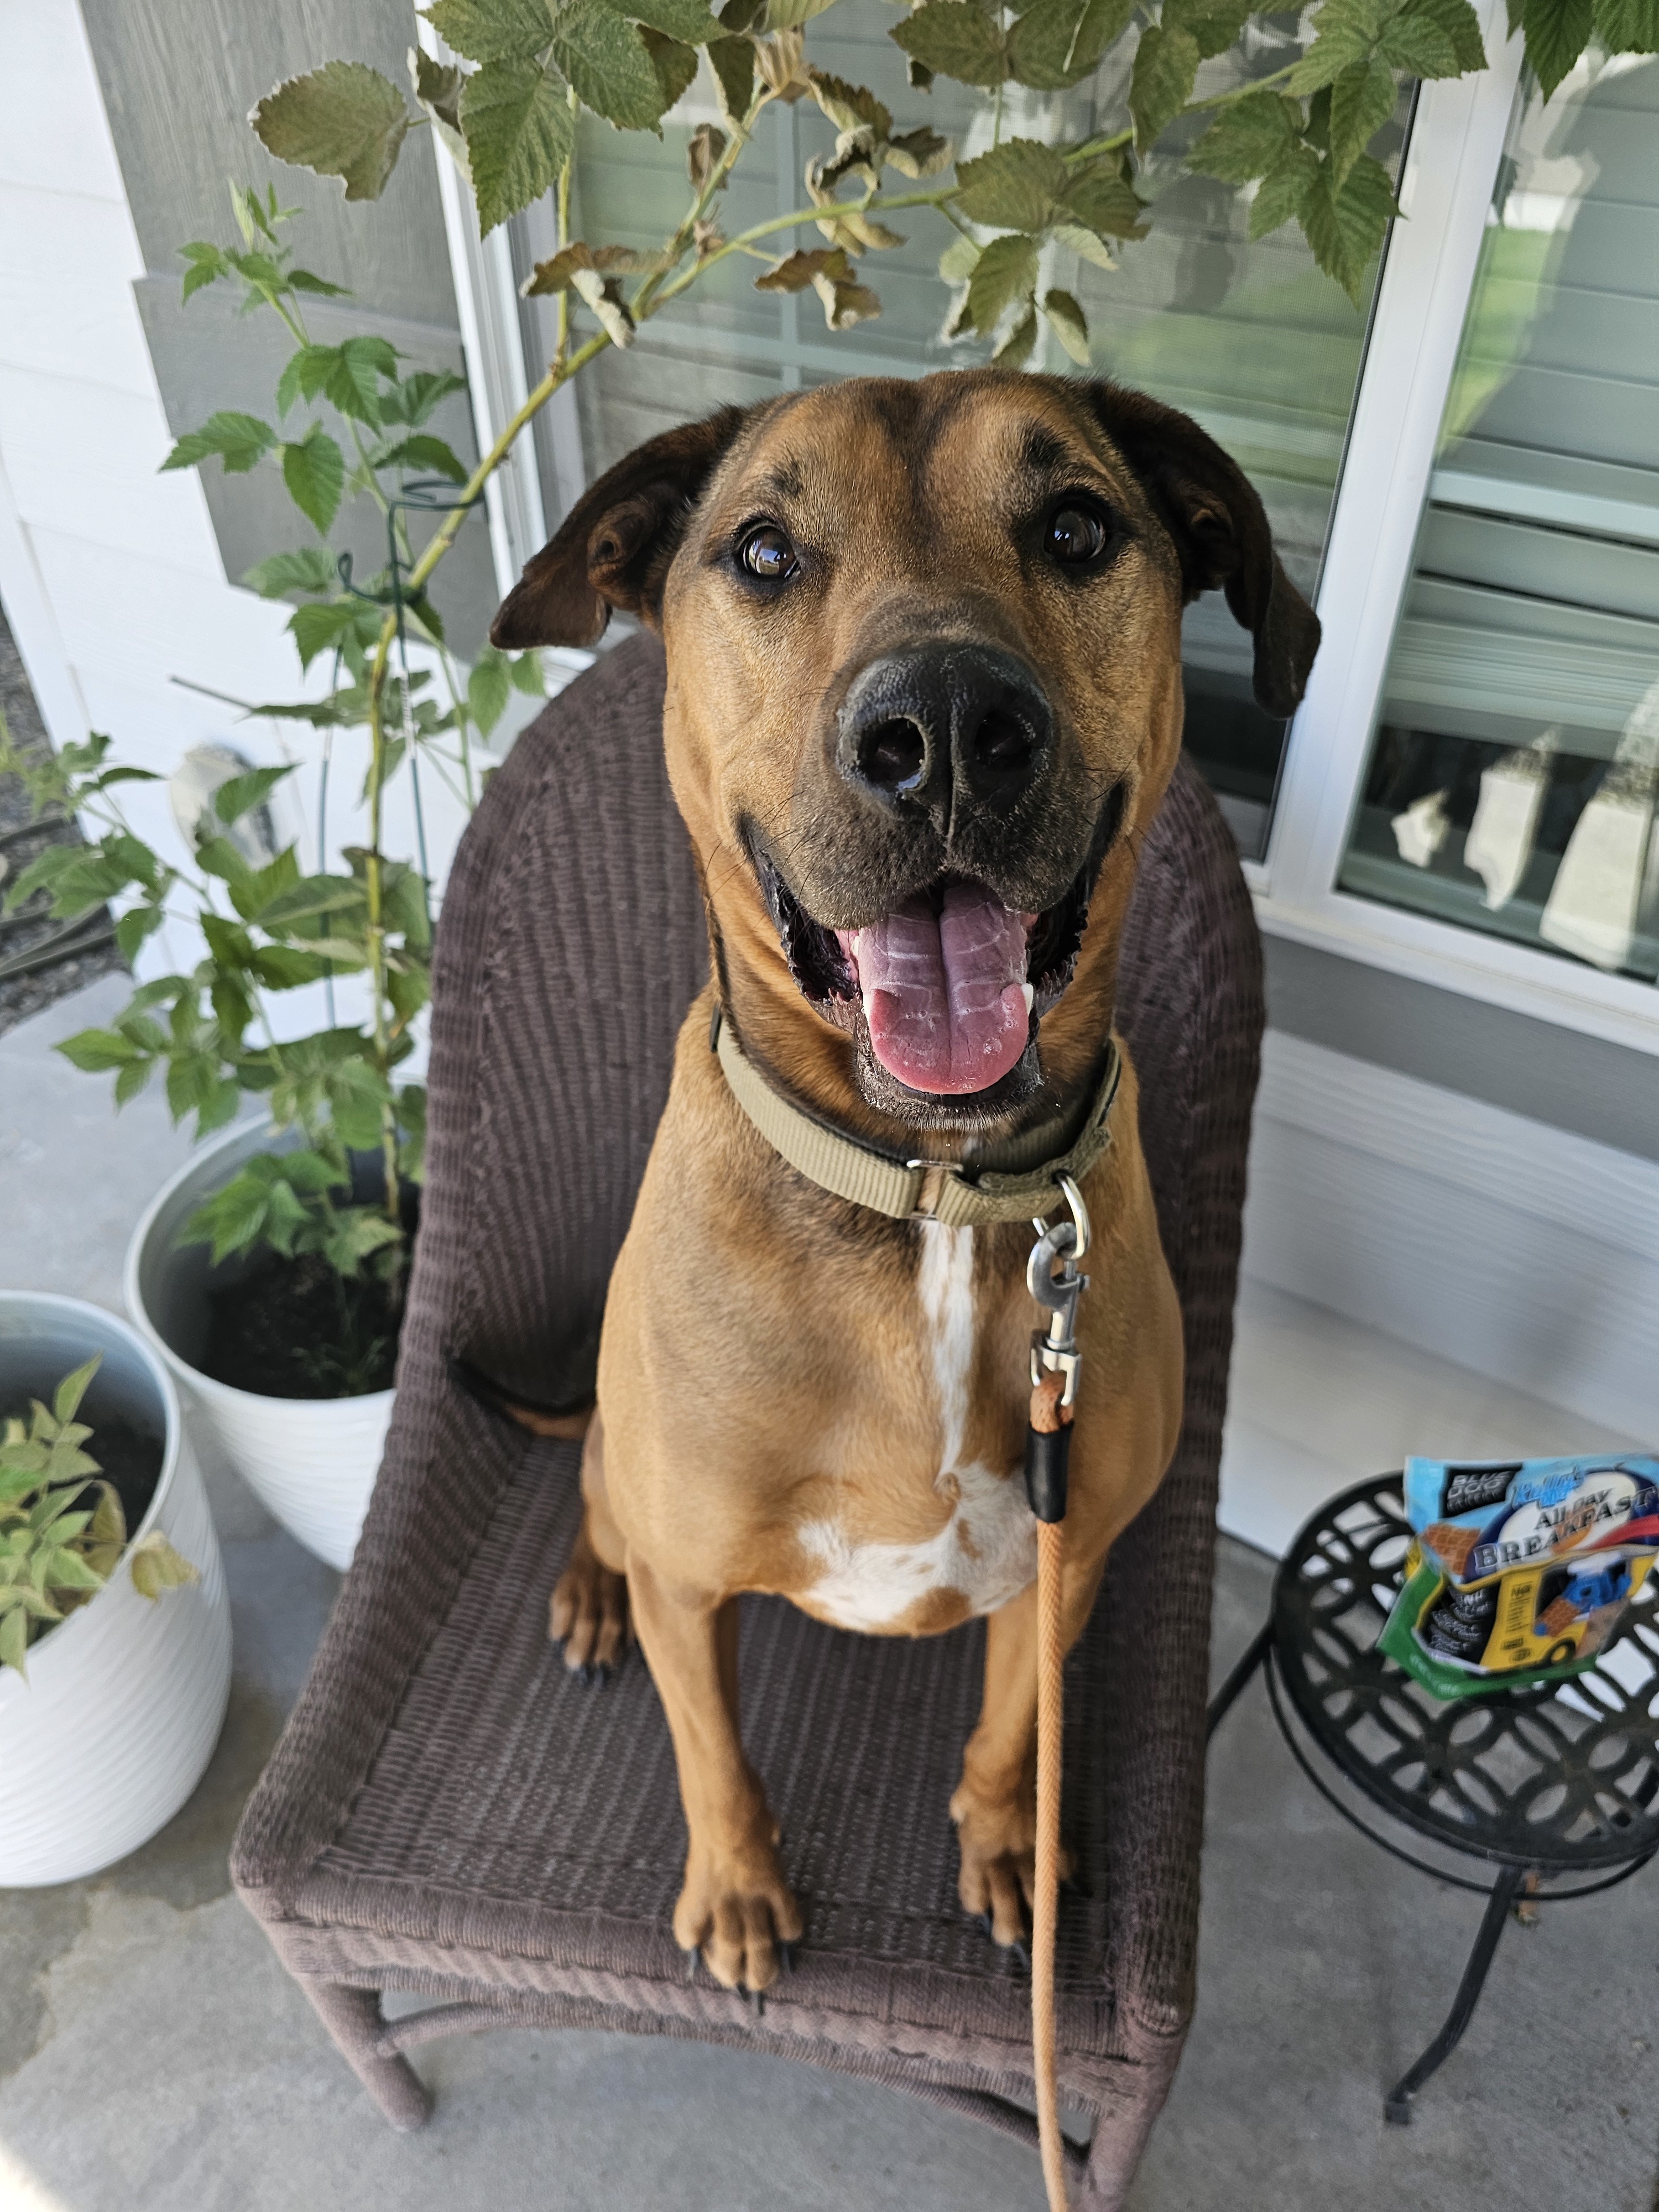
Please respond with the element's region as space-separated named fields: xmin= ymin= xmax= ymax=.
xmin=1378 ymin=1455 xmax=1659 ymax=1699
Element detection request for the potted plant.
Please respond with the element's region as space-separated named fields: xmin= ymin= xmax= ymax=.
xmin=4 ymin=0 xmax=1639 ymax=1568
xmin=0 ymin=204 xmax=544 ymax=1571
xmin=0 ymin=1293 xmax=228 ymax=1886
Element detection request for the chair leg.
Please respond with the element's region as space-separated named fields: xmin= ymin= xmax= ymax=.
xmin=1204 ymin=1619 xmax=1274 ymax=1743
xmin=302 ymin=1979 xmax=433 ymax=2131
xmin=1383 ymin=1866 xmax=1526 ymax=2124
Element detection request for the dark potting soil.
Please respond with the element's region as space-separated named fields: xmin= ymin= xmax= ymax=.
xmin=90 ymin=1417 xmax=165 ymax=1536
xmin=201 ymin=1250 xmax=400 ymax=1400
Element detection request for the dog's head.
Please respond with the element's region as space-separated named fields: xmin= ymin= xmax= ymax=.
xmin=494 ymin=372 xmax=1317 ymax=1136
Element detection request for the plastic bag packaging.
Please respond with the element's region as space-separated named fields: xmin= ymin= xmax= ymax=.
xmin=1378 ymin=1454 xmax=1659 ymax=1699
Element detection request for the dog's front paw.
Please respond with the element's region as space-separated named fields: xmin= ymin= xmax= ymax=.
xmin=674 ymin=1835 xmax=803 ymax=1994
xmin=549 ymin=1522 xmax=630 ymax=1677
xmin=950 ymin=1783 xmax=1072 ymax=1946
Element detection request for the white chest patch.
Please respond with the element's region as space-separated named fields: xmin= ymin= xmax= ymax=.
xmin=799 ymin=1223 xmax=1035 ymax=1632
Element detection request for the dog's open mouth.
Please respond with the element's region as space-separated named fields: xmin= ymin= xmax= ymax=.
xmin=757 ymin=849 xmax=1100 ymax=1099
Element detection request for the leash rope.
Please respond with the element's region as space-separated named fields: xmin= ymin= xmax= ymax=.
xmin=1025 ymin=1191 xmax=1088 ymax=2212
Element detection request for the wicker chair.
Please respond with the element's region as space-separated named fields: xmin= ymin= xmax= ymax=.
xmin=231 ymin=634 xmax=1263 ymax=2209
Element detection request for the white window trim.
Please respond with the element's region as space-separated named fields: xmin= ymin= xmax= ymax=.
xmin=1258 ymin=2 xmax=1659 ymax=1057
xmin=445 ymin=0 xmax=1659 ymax=1053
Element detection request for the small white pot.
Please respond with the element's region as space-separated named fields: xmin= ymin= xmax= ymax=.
xmin=0 ymin=1293 xmax=232 ymax=1886
xmin=123 ymin=1119 xmax=392 ymax=1574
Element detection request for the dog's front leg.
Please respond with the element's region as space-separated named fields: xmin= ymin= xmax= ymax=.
xmin=950 ymin=1545 xmax=1107 ymax=1943
xmin=625 ymin=1554 xmax=804 ymax=1991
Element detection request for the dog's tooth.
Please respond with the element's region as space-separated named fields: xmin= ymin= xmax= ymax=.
xmin=1020 ymin=982 xmax=1035 ymax=1014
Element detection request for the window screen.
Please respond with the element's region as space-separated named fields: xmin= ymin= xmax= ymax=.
xmin=1340 ymin=55 xmax=1659 ymax=984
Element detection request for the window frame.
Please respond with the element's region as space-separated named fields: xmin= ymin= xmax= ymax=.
xmin=1257 ymin=3 xmax=1659 ymax=1057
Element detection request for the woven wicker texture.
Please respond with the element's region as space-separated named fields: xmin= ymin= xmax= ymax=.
xmin=232 ymin=634 xmax=1263 ymax=2201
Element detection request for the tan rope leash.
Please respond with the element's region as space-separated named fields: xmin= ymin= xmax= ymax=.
xmin=1024 ymin=1194 xmax=1089 ymax=2212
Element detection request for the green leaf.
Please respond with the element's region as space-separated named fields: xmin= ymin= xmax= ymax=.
xmin=114 ymin=904 xmax=166 ymax=963
xmin=547 ymin=0 xmax=667 ymax=129
xmin=890 ymin=1 xmax=1007 ymax=87
xmin=1129 ymin=23 xmax=1200 ymax=150
xmin=1059 ymin=157 xmax=1149 ymax=238
xmin=215 ymin=764 xmax=295 ymax=826
xmin=1592 ymin=0 xmax=1659 ymax=48
xmin=373 ymin=432 xmax=469 ymax=482
xmin=1299 ymin=150 xmax=1397 ymax=300
xmin=114 ymin=1058 xmax=154 ymax=1106
xmin=1164 ymin=0 xmax=1252 ymax=56
xmin=642 ymin=27 xmax=701 ymax=109
xmin=993 ymin=305 xmax=1039 ymax=368
xmin=1041 ymin=286 xmax=1091 ymax=364
xmin=53 ymin=1358 xmax=101 ymax=1428
xmin=251 ymin=944 xmax=334 ymax=989
xmin=707 ymin=34 xmax=755 ymax=120
xmin=425 ymin=0 xmax=555 ymax=61
xmin=56 ymin=1028 xmax=141 ymax=1073
xmin=255 ymin=874 xmax=367 ymax=930
xmin=243 ymin=547 xmax=338 ymax=598
xmin=1376 ymin=4 xmax=1463 ymax=69
xmin=954 ymin=138 xmax=1069 ymax=232
xmin=1328 ymin=55 xmax=1397 ymax=180
xmin=467 ymin=650 xmax=513 ymax=735
xmin=1522 ymin=0 xmax=1594 ymax=93
xmin=1248 ymin=139 xmax=1321 ymax=239
xmin=179 ymin=241 xmax=232 ymax=303
xmin=322 ymin=1207 xmax=405 ymax=1279
xmin=460 ymin=58 xmax=577 ymax=234
xmin=201 ymin=914 xmax=255 ymax=973
xmin=508 ymin=651 xmax=546 ymax=695
xmin=1188 ymin=88 xmax=1300 ymax=181
xmin=289 ymin=598 xmax=381 ymax=670
xmin=251 ymin=62 xmax=413 ymax=202
xmin=281 ymin=429 xmax=346 ymax=535
xmin=161 ymin=411 xmax=276 ymax=476
xmin=1005 ymin=0 xmax=1134 ymax=86
xmin=326 ymin=1060 xmax=395 ymax=1151
xmin=379 ymin=368 xmax=468 ymax=427
xmin=963 ymin=231 xmax=1040 ymax=335
xmin=128 ymin=1531 xmax=199 ymax=1600
xmin=288 ymin=267 xmax=352 ymax=296
xmin=625 ymin=0 xmax=723 ymax=39
xmin=1406 ymin=0 xmax=1486 ymax=66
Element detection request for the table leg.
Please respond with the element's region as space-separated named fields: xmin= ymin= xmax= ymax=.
xmin=1383 ymin=1865 xmax=1528 ymax=2124
xmin=1205 ymin=1619 xmax=1274 ymax=1744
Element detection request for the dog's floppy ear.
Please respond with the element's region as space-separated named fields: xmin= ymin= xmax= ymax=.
xmin=1083 ymin=381 xmax=1321 ymax=718
xmin=490 ymin=404 xmax=752 ymax=650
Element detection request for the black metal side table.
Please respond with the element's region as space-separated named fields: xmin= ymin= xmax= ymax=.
xmin=1207 ymin=1473 xmax=1659 ymax=2122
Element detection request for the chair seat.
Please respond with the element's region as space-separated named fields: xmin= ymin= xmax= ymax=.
xmin=270 ymin=1432 xmax=1134 ymax=2106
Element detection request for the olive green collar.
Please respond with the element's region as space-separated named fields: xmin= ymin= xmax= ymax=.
xmin=710 ymin=1005 xmax=1120 ymax=1229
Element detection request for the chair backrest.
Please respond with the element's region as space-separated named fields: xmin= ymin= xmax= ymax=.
xmin=416 ymin=630 xmax=1262 ymax=1450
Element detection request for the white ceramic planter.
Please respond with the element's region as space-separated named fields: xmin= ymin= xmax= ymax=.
xmin=123 ymin=1119 xmax=393 ymax=1574
xmin=0 ymin=1293 xmax=232 ymax=1886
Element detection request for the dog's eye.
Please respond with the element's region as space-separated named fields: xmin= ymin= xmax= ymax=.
xmin=737 ymin=523 xmax=799 ymax=583
xmin=1046 ymin=498 xmax=1113 ymax=568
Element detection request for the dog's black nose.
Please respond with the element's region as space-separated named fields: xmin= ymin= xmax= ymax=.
xmin=836 ymin=644 xmax=1052 ymax=820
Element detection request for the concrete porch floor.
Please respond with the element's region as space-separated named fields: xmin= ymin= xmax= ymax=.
xmin=2 ymin=977 xmax=1656 ymax=2212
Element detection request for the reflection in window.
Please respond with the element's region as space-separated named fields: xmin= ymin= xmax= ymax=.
xmin=528 ymin=7 xmax=1404 ymax=858
xmin=1340 ymin=53 xmax=1659 ymax=985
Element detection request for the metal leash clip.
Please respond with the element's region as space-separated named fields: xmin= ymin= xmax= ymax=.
xmin=1027 ymin=1171 xmax=1091 ymax=1410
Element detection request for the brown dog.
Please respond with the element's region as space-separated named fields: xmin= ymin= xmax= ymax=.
xmin=490 ymin=369 xmax=1318 ymax=1994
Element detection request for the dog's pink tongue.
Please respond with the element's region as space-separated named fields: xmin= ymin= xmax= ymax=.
xmin=838 ymin=883 xmax=1032 ymax=1095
